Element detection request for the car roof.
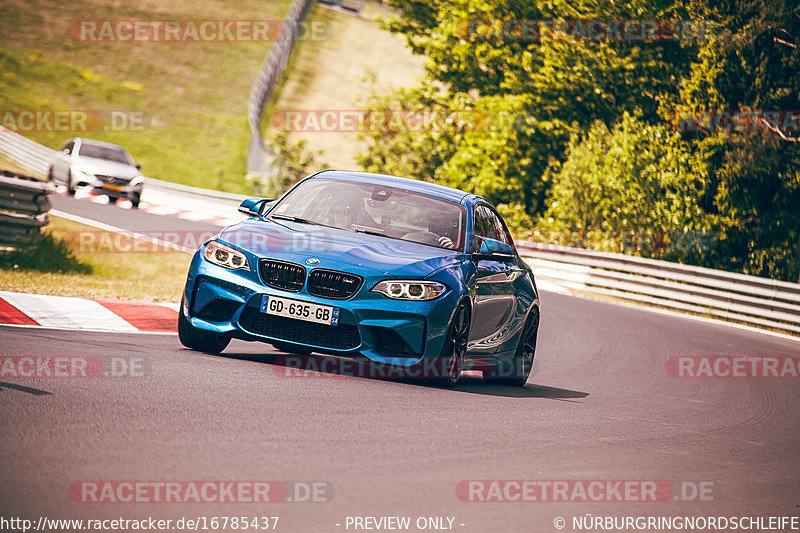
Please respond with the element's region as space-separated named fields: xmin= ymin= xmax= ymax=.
xmin=310 ymin=170 xmax=470 ymax=203
xmin=74 ymin=137 xmax=126 ymax=151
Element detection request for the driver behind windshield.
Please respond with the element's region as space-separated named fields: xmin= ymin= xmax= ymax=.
xmin=429 ymin=212 xmax=458 ymax=249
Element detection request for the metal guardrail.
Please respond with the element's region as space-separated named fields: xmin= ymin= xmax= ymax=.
xmin=517 ymin=241 xmax=800 ymax=336
xmin=144 ymin=176 xmax=246 ymax=204
xmin=0 ymin=127 xmax=57 ymax=178
xmin=0 ymin=171 xmax=54 ymax=244
xmin=246 ymin=0 xmax=314 ymax=174
xmin=0 ymin=127 xmax=246 ymax=206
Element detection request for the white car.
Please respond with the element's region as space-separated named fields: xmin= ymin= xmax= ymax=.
xmin=48 ymin=137 xmax=145 ymax=208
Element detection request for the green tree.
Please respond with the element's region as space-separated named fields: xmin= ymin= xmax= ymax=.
xmin=670 ymin=0 xmax=800 ymax=279
xmin=541 ymin=113 xmax=713 ymax=262
xmin=364 ymin=0 xmax=698 ymax=218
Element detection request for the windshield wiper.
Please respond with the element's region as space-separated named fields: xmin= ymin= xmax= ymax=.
xmin=352 ymin=226 xmax=390 ymax=238
xmin=270 ymin=214 xmax=325 ymax=226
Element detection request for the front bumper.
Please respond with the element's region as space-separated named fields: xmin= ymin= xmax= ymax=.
xmin=183 ymin=254 xmax=460 ymax=366
xmin=89 ymin=182 xmax=143 ymax=200
xmin=73 ymin=174 xmax=143 ymax=199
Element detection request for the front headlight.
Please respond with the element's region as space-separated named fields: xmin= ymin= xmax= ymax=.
xmin=204 ymin=241 xmax=249 ymax=270
xmin=129 ymin=176 xmax=145 ymax=187
xmin=371 ymin=280 xmax=447 ymax=300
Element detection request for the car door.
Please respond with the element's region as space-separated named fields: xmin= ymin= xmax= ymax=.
xmin=51 ymin=139 xmax=75 ymax=183
xmin=467 ymin=204 xmax=522 ymax=353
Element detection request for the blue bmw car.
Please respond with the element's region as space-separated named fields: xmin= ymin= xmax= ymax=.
xmin=178 ymin=170 xmax=540 ymax=386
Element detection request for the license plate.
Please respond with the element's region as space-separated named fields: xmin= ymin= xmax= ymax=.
xmin=260 ymin=295 xmax=339 ymax=326
xmin=104 ymin=184 xmax=123 ymax=192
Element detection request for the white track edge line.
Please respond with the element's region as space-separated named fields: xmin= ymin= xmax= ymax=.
xmin=0 ymin=322 xmax=176 ymax=335
xmin=50 ymin=210 xmax=196 ymax=254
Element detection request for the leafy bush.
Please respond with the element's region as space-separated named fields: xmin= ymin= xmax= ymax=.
xmin=539 ymin=113 xmax=714 ymax=264
xmin=246 ymin=132 xmax=326 ymax=198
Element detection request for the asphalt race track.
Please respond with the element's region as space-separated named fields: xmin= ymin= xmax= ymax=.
xmin=51 ymin=194 xmax=227 ymax=233
xmin=1 ymin=280 xmax=798 ymax=531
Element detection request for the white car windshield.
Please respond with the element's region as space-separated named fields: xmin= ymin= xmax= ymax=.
xmin=78 ymin=143 xmax=132 ymax=165
xmin=269 ymin=179 xmax=466 ymax=252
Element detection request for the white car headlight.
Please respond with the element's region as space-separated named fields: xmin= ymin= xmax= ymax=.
xmin=371 ymin=280 xmax=447 ymax=300
xmin=204 ymin=241 xmax=249 ymax=270
xmin=129 ymin=176 xmax=145 ymax=186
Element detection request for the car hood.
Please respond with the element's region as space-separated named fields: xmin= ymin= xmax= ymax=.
xmin=219 ymin=218 xmax=463 ymax=278
xmin=72 ymin=157 xmax=140 ymax=179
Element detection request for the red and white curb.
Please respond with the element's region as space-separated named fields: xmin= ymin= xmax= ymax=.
xmin=54 ymin=187 xmax=243 ymax=227
xmin=0 ymin=291 xmax=178 ymax=334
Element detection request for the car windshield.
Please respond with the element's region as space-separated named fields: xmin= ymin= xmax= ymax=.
xmin=269 ymin=178 xmax=467 ymax=252
xmin=78 ymin=143 xmax=132 ymax=165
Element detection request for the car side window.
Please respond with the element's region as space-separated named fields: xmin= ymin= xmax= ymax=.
xmin=473 ymin=205 xmax=502 ymax=246
xmin=485 ymin=206 xmax=513 ymax=246
xmin=60 ymin=141 xmax=74 ymax=154
xmin=473 ymin=204 xmax=514 ymax=251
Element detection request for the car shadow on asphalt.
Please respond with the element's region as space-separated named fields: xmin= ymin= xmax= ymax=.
xmin=217 ymin=351 xmax=589 ymax=400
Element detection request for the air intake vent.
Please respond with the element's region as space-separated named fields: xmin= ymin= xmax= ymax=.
xmin=307 ymin=269 xmax=362 ymax=299
xmin=195 ymin=298 xmax=241 ymax=323
xmin=259 ymin=260 xmax=306 ymax=292
xmin=239 ymin=307 xmax=360 ymax=350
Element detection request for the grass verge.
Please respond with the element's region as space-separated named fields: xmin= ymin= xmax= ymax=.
xmin=263 ymin=1 xmax=426 ymax=169
xmin=0 ymin=214 xmax=190 ymax=302
xmin=0 ymin=0 xmax=291 ymax=192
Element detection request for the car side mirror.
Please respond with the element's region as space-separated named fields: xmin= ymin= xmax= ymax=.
xmin=238 ymin=197 xmax=275 ymax=217
xmin=472 ymin=236 xmax=515 ymax=262
xmin=62 ymin=149 xmax=71 ymax=156
xmin=135 ymin=164 xmax=141 ymax=170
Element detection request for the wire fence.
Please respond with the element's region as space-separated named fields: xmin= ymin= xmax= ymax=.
xmin=246 ymin=0 xmax=315 ymax=175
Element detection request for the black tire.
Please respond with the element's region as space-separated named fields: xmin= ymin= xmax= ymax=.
xmin=130 ymin=195 xmax=140 ymax=209
xmin=440 ymin=300 xmax=471 ymax=386
xmin=178 ymin=302 xmax=230 ymax=354
xmin=108 ymin=196 xmax=118 ymax=204
xmin=485 ymin=306 xmax=539 ymax=387
xmin=66 ymin=171 xmax=76 ymax=196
